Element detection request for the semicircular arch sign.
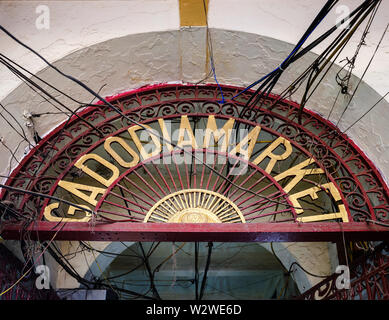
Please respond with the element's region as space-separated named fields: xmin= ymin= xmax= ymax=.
xmin=1 ymin=84 xmax=389 ymax=242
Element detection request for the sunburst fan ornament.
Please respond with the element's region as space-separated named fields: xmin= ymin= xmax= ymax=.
xmin=144 ymin=189 xmax=245 ymax=223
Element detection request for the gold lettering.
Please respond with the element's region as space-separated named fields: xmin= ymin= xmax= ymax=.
xmin=104 ymin=137 xmax=140 ymax=168
xmin=229 ymin=126 xmax=261 ymax=160
xmin=252 ymin=137 xmax=292 ymax=173
xmin=289 ymin=182 xmax=349 ymax=222
xmin=177 ymin=115 xmax=198 ymax=148
xmin=43 ymin=202 xmax=92 ymax=222
xmin=75 ymin=154 xmax=120 ymax=187
xmin=203 ymin=116 xmax=235 ymax=152
xmin=158 ymin=119 xmax=174 ymax=151
xmin=274 ymin=158 xmax=324 ymax=193
xmin=128 ymin=124 xmax=162 ymax=159
xmin=58 ymin=180 xmax=106 ymax=206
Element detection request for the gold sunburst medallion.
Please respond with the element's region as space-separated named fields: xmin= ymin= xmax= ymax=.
xmin=143 ymin=189 xmax=245 ymax=223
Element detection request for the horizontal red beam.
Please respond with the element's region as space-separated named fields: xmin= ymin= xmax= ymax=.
xmin=1 ymin=221 xmax=389 ymax=242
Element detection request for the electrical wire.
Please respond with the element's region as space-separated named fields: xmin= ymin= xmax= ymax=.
xmin=231 ymin=0 xmax=340 ymax=101
xmin=2 ymin=14 xmax=370 ymax=242
xmin=16 ymin=82 xmax=108 ymax=195
xmin=199 ymin=242 xmax=213 ymax=300
xmin=0 ymin=53 xmax=86 ymax=105
xmin=288 ymin=261 xmax=332 ymax=279
xmin=0 ymin=1 xmax=383 ymax=221
xmin=297 ymin=0 xmax=380 ymax=124
xmin=343 ymin=91 xmax=389 ymax=133
xmin=46 ymin=243 xmax=156 ymax=300
xmin=49 ymin=240 xmax=155 ymax=298
xmin=138 ymin=242 xmax=161 ymax=300
xmin=0 ymin=220 xmax=66 ymax=297
xmin=222 ymin=0 xmax=378 ymax=197
xmin=336 ymin=22 xmax=388 ymax=127
xmin=365 ymin=219 xmax=389 ymax=228
xmin=194 ymin=242 xmax=199 ymax=300
xmin=332 ymin=1 xmax=381 ymax=98
xmin=0 ymin=103 xmax=33 ymax=147
xmin=79 ymin=241 xmax=144 ymax=260
xmin=232 ymin=0 xmax=379 ymax=127
xmin=0 ymin=140 xmax=21 ymax=168
xmin=0 ymin=25 xmax=310 ymax=212
xmin=0 ymin=183 xmax=96 ymax=217
xmin=202 ymin=0 xmax=225 ymax=103
xmin=271 ymin=242 xmax=333 ymax=292
xmin=0 ymin=0 xmax=384 ymax=270
xmin=0 ymin=55 xmax=104 ymax=137
xmin=89 ymin=243 xmax=122 ymax=299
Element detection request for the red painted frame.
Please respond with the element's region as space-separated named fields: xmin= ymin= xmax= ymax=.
xmin=2 ymin=221 xmax=389 ymax=242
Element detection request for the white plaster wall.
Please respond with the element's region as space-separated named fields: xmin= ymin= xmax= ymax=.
xmin=262 ymin=242 xmax=336 ymax=293
xmin=0 ymin=0 xmax=180 ymax=101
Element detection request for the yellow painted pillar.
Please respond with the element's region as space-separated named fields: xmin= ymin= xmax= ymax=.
xmin=179 ymin=0 xmax=209 ymax=27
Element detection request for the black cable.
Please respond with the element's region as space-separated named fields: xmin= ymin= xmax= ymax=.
xmin=1 ymin=7 xmax=377 ymax=229
xmin=0 ymin=200 xmax=26 ymax=221
xmin=199 ymin=242 xmax=213 ymax=300
xmin=103 ymin=262 xmax=145 ymax=281
xmin=0 ymin=56 xmax=104 ymax=137
xmin=0 ymin=53 xmax=87 ymax=105
xmin=26 ymin=83 xmax=107 ymax=186
xmin=1 ymin=59 xmax=72 ymax=120
xmin=336 ymin=21 xmax=388 ymax=127
xmin=0 ymin=80 xmax=109 ymax=226
xmin=235 ymin=0 xmax=378 ymax=126
xmin=138 ymin=243 xmax=161 ymax=300
xmin=365 ymin=219 xmax=389 ymax=228
xmin=50 ymin=241 xmax=86 ymax=278
xmin=0 ymin=139 xmax=21 ymax=168
xmin=332 ymin=1 xmax=380 ymax=98
xmin=46 ymin=244 xmax=156 ymax=300
xmin=78 ymin=241 xmax=148 ymax=282
xmin=288 ymin=261 xmax=332 ymax=278
xmin=343 ymin=91 xmax=389 ymax=133
xmin=224 ymin=0 xmax=375 ymax=186
xmin=265 ymin=6 xmax=378 ymax=199
xmin=79 ymin=241 xmax=144 ymax=259
xmin=194 ymin=242 xmax=199 ymax=300
xmin=0 ymin=26 xmax=307 ymax=211
xmin=292 ymin=0 xmax=376 ymax=61
xmin=270 ymin=243 xmax=332 ymax=294
xmin=296 ymin=0 xmax=380 ymax=123
xmin=0 ymin=103 xmax=33 ymax=146
xmin=234 ymin=0 xmax=342 ymax=108
xmin=0 ymin=183 xmax=96 ymax=216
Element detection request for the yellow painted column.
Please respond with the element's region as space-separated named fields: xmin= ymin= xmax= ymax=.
xmin=179 ymin=0 xmax=208 ymax=27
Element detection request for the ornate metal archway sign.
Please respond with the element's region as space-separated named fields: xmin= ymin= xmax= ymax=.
xmin=1 ymin=84 xmax=389 ymax=241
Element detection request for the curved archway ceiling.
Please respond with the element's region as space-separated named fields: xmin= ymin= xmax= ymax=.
xmin=1 ymin=84 xmax=388 ymax=241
